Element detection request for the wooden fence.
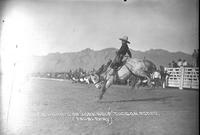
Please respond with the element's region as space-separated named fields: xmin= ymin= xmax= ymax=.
xmin=164 ymin=67 xmax=199 ymax=89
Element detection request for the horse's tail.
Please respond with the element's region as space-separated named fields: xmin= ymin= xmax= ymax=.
xmin=143 ymin=59 xmax=157 ymax=73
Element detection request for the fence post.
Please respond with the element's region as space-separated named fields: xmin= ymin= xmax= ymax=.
xmin=163 ymin=67 xmax=167 ymax=88
xmin=179 ymin=67 xmax=184 ymax=89
xmin=162 ymin=80 xmax=166 ymax=88
xmin=191 ymin=68 xmax=194 ymax=89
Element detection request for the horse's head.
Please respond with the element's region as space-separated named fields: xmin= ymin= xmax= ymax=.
xmin=90 ymin=73 xmax=100 ymax=84
xmin=90 ymin=73 xmax=104 ymax=89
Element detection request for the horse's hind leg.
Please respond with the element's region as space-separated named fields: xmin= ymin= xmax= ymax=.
xmin=129 ymin=76 xmax=138 ymax=89
xmin=145 ymin=76 xmax=152 ymax=88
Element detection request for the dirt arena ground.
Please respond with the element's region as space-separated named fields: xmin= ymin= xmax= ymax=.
xmin=1 ymin=78 xmax=199 ymax=135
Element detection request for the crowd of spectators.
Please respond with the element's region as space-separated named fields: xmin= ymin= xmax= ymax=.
xmin=31 ymin=68 xmax=93 ymax=80
xmin=168 ymin=49 xmax=199 ymax=68
xmin=168 ymin=59 xmax=191 ymax=68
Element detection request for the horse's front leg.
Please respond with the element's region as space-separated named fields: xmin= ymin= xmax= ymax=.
xmin=147 ymin=76 xmax=153 ymax=88
xmin=99 ymin=76 xmax=114 ymax=100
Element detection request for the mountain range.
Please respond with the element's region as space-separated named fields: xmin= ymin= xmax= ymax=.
xmin=31 ymin=48 xmax=193 ymax=73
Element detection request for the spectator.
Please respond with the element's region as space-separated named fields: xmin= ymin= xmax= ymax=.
xmin=182 ymin=59 xmax=188 ymax=67
xmin=192 ymin=49 xmax=198 ymax=67
xmin=172 ymin=60 xmax=178 ymax=68
xmin=177 ymin=59 xmax=183 ymax=67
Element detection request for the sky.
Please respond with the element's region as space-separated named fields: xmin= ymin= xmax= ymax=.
xmin=0 ymin=0 xmax=199 ymax=56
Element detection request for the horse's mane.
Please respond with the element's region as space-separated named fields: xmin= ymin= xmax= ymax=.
xmin=95 ymin=64 xmax=105 ymax=75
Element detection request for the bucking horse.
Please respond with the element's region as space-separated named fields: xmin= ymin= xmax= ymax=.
xmin=90 ymin=58 xmax=157 ymax=100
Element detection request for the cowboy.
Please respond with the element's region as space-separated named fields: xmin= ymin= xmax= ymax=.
xmin=111 ymin=36 xmax=132 ymax=69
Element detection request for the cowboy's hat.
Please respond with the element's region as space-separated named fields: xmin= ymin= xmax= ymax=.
xmin=119 ymin=36 xmax=130 ymax=44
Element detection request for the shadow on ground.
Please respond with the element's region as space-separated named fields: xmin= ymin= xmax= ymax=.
xmin=98 ymin=96 xmax=175 ymax=103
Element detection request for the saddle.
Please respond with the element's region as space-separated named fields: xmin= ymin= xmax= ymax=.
xmin=112 ymin=59 xmax=127 ymax=70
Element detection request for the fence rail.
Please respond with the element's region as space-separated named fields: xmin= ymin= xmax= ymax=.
xmin=165 ymin=67 xmax=199 ymax=89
